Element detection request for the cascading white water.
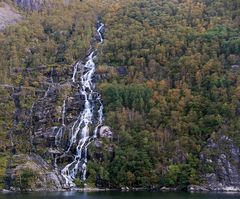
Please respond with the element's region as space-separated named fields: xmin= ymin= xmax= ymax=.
xmin=97 ymin=23 xmax=104 ymax=43
xmin=61 ymin=22 xmax=105 ymax=187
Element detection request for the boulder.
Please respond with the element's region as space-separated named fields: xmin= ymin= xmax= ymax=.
xmin=160 ymin=186 xmax=177 ymax=192
xmin=99 ymin=126 xmax=113 ymax=139
xmin=187 ymin=185 xmax=209 ymax=192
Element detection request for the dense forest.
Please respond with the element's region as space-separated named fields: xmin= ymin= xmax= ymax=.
xmin=95 ymin=0 xmax=240 ymax=188
xmin=0 ymin=0 xmax=240 ymax=191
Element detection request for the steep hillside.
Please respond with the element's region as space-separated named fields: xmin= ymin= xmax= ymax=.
xmin=13 ymin=0 xmax=69 ymax=10
xmin=0 ymin=0 xmax=109 ymax=190
xmin=0 ymin=0 xmax=240 ymax=192
xmin=0 ymin=2 xmax=21 ymax=30
xmin=96 ymin=0 xmax=240 ymax=190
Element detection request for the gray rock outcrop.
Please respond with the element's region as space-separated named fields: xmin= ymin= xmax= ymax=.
xmin=5 ymin=153 xmax=65 ymax=191
xmin=99 ymin=126 xmax=113 ymax=139
xmin=14 ymin=0 xmax=47 ymax=11
xmin=0 ymin=3 xmax=21 ymax=30
xmin=200 ymin=135 xmax=240 ymax=192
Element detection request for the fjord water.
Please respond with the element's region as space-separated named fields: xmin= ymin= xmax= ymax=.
xmin=1 ymin=192 xmax=240 ymax=199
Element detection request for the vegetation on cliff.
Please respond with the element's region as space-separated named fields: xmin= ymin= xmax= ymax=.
xmin=95 ymin=0 xmax=240 ymax=188
xmin=0 ymin=0 xmax=240 ymax=190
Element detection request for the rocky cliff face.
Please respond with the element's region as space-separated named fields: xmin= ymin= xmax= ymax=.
xmin=189 ymin=135 xmax=240 ymax=192
xmin=0 ymin=3 xmax=21 ymax=30
xmin=14 ymin=0 xmax=48 ymax=10
xmin=1 ymin=22 xmax=114 ymax=191
xmin=13 ymin=0 xmax=70 ymax=11
xmin=5 ymin=154 xmax=65 ymax=191
xmin=3 ymin=59 xmax=114 ymax=191
xmin=203 ymin=135 xmax=240 ymax=191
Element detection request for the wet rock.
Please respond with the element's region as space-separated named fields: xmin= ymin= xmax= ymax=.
xmin=1 ymin=189 xmax=12 ymax=193
xmin=94 ymin=32 xmax=102 ymax=42
xmin=121 ymin=186 xmax=130 ymax=191
xmin=160 ymin=186 xmax=178 ymax=191
xmin=200 ymin=135 xmax=240 ymax=192
xmin=9 ymin=187 xmax=21 ymax=192
xmin=96 ymin=22 xmax=105 ymax=35
xmin=187 ymin=185 xmax=209 ymax=192
xmin=48 ymin=148 xmax=61 ymax=154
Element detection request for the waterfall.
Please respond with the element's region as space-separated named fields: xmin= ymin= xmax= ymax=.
xmin=60 ymin=22 xmax=105 ymax=187
xmin=97 ymin=23 xmax=104 ymax=43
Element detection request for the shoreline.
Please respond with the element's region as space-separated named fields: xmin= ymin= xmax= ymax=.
xmin=1 ymin=186 xmax=240 ymax=194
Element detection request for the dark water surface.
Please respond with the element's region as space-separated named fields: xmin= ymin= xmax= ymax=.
xmin=1 ymin=191 xmax=240 ymax=199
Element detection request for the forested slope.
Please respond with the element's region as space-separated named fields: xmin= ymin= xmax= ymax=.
xmin=0 ymin=0 xmax=109 ymax=190
xmin=95 ymin=0 xmax=240 ymax=189
xmin=0 ymin=0 xmax=240 ymax=191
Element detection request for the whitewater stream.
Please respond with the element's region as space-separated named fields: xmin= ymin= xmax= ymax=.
xmin=60 ymin=22 xmax=105 ymax=187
